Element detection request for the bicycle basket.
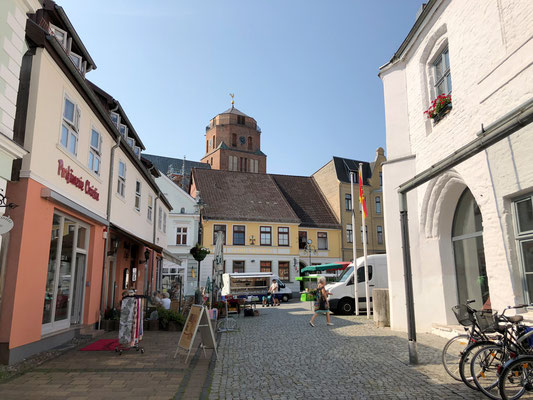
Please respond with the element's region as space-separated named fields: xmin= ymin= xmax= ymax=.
xmin=475 ymin=310 xmax=497 ymax=332
xmin=452 ymin=304 xmax=475 ymax=326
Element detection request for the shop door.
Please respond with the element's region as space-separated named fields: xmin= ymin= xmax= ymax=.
xmin=42 ymin=213 xmax=89 ymax=335
xmin=70 ymin=253 xmax=86 ymax=325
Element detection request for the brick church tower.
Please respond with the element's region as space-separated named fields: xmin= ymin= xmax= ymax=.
xmin=201 ymin=104 xmax=266 ymax=173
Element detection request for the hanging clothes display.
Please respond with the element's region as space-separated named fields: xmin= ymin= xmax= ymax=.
xmin=116 ymin=295 xmax=146 ymax=354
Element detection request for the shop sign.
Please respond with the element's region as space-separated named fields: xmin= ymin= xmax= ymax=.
xmin=0 ymin=216 xmax=14 ymax=234
xmin=57 ymin=159 xmax=100 ymax=201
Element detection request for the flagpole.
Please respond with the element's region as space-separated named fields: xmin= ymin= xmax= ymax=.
xmin=359 ymin=163 xmax=371 ymax=319
xmin=350 ymin=171 xmax=359 ymax=316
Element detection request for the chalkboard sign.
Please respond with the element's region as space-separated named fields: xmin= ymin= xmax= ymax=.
xmin=174 ymin=305 xmax=217 ymax=363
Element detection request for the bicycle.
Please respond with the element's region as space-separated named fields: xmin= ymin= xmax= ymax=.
xmin=442 ymin=300 xmax=495 ymax=381
xmin=499 ymin=354 xmax=533 ymax=400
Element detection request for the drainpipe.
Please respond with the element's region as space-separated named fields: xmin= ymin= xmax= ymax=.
xmin=150 ymin=194 xmax=160 ymax=295
xmin=99 ymin=133 xmax=121 ymax=330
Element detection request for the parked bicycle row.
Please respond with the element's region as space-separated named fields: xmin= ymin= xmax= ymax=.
xmin=442 ymin=300 xmax=533 ymax=400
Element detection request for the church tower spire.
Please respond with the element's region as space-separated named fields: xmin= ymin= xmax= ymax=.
xmin=201 ymin=105 xmax=266 ymax=173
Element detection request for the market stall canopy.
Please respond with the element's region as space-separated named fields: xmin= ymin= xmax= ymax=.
xmin=300 ymin=262 xmax=351 ymax=274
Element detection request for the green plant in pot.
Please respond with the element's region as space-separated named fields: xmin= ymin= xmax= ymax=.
xmin=158 ymin=308 xmax=185 ymax=331
xmin=190 ymin=243 xmax=210 ymax=303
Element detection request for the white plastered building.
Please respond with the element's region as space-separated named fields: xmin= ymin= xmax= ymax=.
xmin=379 ymin=0 xmax=533 ymax=333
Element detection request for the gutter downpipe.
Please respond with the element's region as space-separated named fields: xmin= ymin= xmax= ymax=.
xmin=397 ymin=97 xmax=533 ymax=365
xmin=99 ymin=133 xmax=121 ymax=330
xmin=150 ymin=194 xmax=160 ymax=296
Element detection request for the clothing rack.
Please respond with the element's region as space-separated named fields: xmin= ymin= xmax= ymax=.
xmin=115 ymin=295 xmax=147 ymax=355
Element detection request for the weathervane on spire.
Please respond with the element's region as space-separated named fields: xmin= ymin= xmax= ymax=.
xmin=229 ymin=93 xmax=235 ymax=107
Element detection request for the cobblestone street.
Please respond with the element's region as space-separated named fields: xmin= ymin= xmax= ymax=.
xmin=209 ymin=302 xmax=486 ymax=400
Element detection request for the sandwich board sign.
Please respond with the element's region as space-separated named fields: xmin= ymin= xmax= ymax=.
xmin=174 ymin=305 xmax=217 ymax=363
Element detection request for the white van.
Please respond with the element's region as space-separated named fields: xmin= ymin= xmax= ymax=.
xmin=326 ymin=254 xmax=387 ymax=314
xmin=221 ymin=272 xmax=293 ymax=302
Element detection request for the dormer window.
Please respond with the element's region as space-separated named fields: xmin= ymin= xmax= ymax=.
xmin=49 ymin=24 xmax=67 ymax=49
xmin=134 ymin=146 xmax=141 ymax=159
xmin=68 ymin=52 xmax=83 ymax=72
xmin=119 ymin=124 xmax=128 ymax=139
xmin=127 ymin=137 xmax=135 ymax=149
xmin=110 ymin=112 xmax=120 ymax=128
xmin=237 ymin=115 xmax=245 ymax=125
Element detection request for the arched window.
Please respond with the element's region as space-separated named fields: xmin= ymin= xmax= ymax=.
xmin=180 ymin=207 xmax=185 ymax=214
xmin=248 ymin=136 xmax=253 ymax=151
xmin=452 ymin=189 xmax=489 ymax=307
xmin=375 ymin=196 xmax=381 ymax=214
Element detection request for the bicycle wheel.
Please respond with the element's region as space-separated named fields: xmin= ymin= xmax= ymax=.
xmin=470 ymin=344 xmax=505 ymax=399
xmin=442 ymin=334 xmax=470 ymax=381
xmin=499 ymin=356 xmax=533 ymax=400
xmin=459 ymin=341 xmax=496 ymax=391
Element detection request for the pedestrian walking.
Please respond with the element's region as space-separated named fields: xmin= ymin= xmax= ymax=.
xmin=269 ymin=279 xmax=280 ymax=306
xmin=309 ymin=277 xmax=333 ymax=326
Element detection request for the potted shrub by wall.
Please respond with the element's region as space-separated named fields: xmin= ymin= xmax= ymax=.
xmin=424 ymin=93 xmax=452 ymax=123
xmin=158 ymin=308 xmax=185 ymax=331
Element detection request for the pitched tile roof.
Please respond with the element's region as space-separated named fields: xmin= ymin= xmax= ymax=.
xmin=191 ymin=169 xmax=300 ymax=224
xmin=271 ymin=174 xmax=340 ymax=229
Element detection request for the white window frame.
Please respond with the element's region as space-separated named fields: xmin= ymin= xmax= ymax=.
xmin=277 ymin=227 xmax=289 ymax=246
xmin=68 ymin=51 xmax=83 ymax=72
xmin=147 ymin=195 xmax=153 ymax=222
xmin=117 ymin=160 xmax=126 ymax=197
xmin=119 ymin=124 xmax=128 ymax=139
xmin=176 ymin=226 xmax=188 ymax=245
xmin=134 ymin=180 xmax=141 ymax=211
xmin=433 ymin=46 xmax=451 ymax=97
xmin=317 ymin=232 xmax=328 ymax=250
xmin=513 ymin=194 xmax=533 ymax=303
xmin=88 ymin=128 xmax=101 ymax=175
xmin=377 ymin=226 xmax=383 ymax=244
xmin=127 ymin=137 xmax=135 ymax=149
xmin=134 ymin=146 xmax=141 ymax=159
xmin=110 ymin=111 xmax=120 ymax=128
xmin=60 ymin=95 xmax=80 ymax=156
xmin=375 ymin=196 xmax=381 ymax=214
xmin=346 ymin=224 xmax=353 ymax=243
xmin=49 ymin=23 xmax=67 ymax=48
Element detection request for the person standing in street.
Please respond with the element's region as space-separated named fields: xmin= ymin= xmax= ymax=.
xmin=309 ymin=277 xmax=333 ymax=326
xmin=269 ymin=279 xmax=280 ymax=306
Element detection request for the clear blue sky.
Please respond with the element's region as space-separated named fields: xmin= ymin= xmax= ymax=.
xmin=59 ymin=0 xmax=423 ymax=175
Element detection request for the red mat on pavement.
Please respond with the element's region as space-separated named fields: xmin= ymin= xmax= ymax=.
xmin=80 ymin=339 xmax=119 ymax=351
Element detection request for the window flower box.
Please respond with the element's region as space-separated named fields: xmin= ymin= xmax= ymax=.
xmin=424 ymin=94 xmax=452 ymax=123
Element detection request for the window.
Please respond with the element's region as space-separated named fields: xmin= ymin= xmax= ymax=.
xmin=278 ymin=227 xmax=289 ymax=246
xmin=209 ymin=138 xmax=213 ymax=149
xmin=433 ymin=47 xmax=452 ymax=96
xmin=229 ymin=156 xmax=238 ymax=171
xmin=452 ymin=189 xmax=488 ymax=306
xmin=239 ymin=157 xmax=248 ymax=172
xmin=360 ymin=225 xmax=368 ymax=243
xmin=117 ymin=161 xmax=126 ymax=196
xmin=345 ymin=194 xmax=352 ymax=211
xmin=88 ymin=129 xmax=101 ymax=175
xmin=346 ymin=224 xmax=353 ymax=243
xmin=233 ymin=260 xmax=245 ymax=273
xmin=110 ymin=111 xmax=120 ymax=127
xmin=60 ymin=97 xmax=80 ymax=155
xmin=375 ymin=196 xmax=381 ymax=214
xmin=233 ymin=225 xmax=245 ymax=245
xmin=247 ymin=137 xmax=253 ymax=151
xmin=163 ymin=212 xmax=167 ymax=233
xmin=380 ymin=172 xmax=383 ymax=187
xmin=134 ymin=146 xmax=141 ymax=159
xmin=176 ymin=227 xmax=188 ymax=245
xmin=119 ymin=124 xmax=128 ymax=139
xmin=317 ymin=232 xmax=328 ymax=250
xmin=210 ymin=157 xmax=213 ymax=165
xmin=69 ymin=52 xmax=83 ymax=72
xmin=49 ymin=24 xmax=67 ymax=48
xmin=299 ymin=231 xmax=307 ymax=249
xmin=158 ymin=206 xmax=162 ymax=230
xmin=278 ymin=261 xmax=290 ymax=281
xmin=232 ymin=133 xmax=237 ymax=147
xmin=252 ymin=159 xmax=259 ymax=173
xmin=127 ymin=137 xmax=135 ymax=149
xmin=213 ymin=225 xmax=226 ymax=244
xmin=260 ymin=261 xmax=271 ymax=273
xmin=134 ymin=181 xmax=141 ymax=211
xmin=147 ymin=195 xmax=153 ymax=221
xmin=356 ymin=265 xmax=373 ymax=283
xmin=377 ymin=226 xmax=383 ymax=244
xmin=514 ymin=195 xmax=533 ymax=303
xmin=260 ymin=226 xmax=272 ymax=246
xmin=237 ymin=115 xmax=245 ymax=125
xmin=180 ymin=207 xmax=185 ymax=214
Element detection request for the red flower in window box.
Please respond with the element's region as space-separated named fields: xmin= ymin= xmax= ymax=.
xmin=424 ymin=93 xmax=452 ymax=121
